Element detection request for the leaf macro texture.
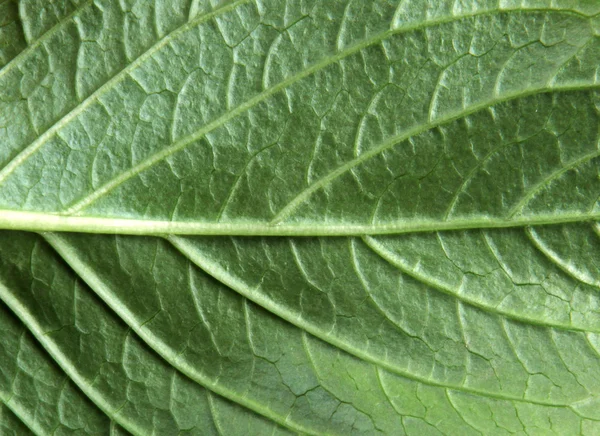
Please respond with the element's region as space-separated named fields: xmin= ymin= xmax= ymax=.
xmin=0 ymin=0 xmax=600 ymax=434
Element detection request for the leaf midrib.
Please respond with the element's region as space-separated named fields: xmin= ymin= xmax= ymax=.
xmin=2 ymin=3 xmax=598 ymax=433
xmin=0 ymin=209 xmax=596 ymax=234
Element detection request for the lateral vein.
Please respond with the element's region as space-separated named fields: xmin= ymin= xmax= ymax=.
xmin=0 ymin=0 xmax=94 ymax=80
xmin=0 ymin=0 xmax=250 ymax=186
xmin=58 ymin=8 xmax=594 ymax=215
xmin=42 ymin=232 xmax=319 ymax=436
xmin=166 ymin=235 xmax=581 ymax=408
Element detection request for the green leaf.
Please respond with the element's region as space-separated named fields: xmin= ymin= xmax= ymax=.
xmin=4 ymin=228 xmax=600 ymax=434
xmin=0 ymin=0 xmax=599 ymax=234
xmin=0 ymin=301 xmax=110 ymax=434
xmin=0 ymin=0 xmax=26 ymax=68
xmin=0 ymin=402 xmax=34 ymax=436
xmin=1 ymin=1 xmax=600 ymax=435
xmin=0 ymin=232 xmax=292 ymax=435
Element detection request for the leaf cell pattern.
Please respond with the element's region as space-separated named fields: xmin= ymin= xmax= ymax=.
xmin=1 ymin=1 xmax=600 ymax=435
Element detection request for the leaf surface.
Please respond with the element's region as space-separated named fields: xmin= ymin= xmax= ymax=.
xmin=0 ymin=0 xmax=599 ymax=233
xmin=1 ymin=1 xmax=600 ymax=435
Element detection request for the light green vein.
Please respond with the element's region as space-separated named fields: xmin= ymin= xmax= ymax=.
xmin=0 ymin=209 xmax=595 ymax=235
xmin=206 ymin=392 xmax=226 ymax=436
xmin=389 ymin=2 xmax=597 ymax=28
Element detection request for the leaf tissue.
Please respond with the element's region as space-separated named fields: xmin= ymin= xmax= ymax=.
xmin=0 ymin=0 xmax=599 ymax=434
